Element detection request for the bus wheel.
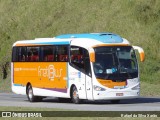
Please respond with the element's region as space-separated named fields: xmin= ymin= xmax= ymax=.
xmin=71 ymin=86 xmax=81 ymax=104
xmin=27 ymin=85 xmax=37 ymax=102
xmin=111 ymin=100 xmax=120 ymax=104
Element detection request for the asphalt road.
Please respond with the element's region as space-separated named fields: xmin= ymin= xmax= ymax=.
xmin=0 ymin=93 xmax=160 ymax=111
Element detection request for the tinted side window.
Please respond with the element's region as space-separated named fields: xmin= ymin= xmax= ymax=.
xmin=19 ymin=47 xmax=27 ymax=61
xmin=26 ymin=47 xmax=40 ymax=62
xmin=70 ymin=46 xmax=85 ymax=70
xmin=12 ymin=45 xmax=69 ymax=62
xmin=12 ymin=47 xmax=19 ymax=62
xmin=83 ymin=49 xmax=92 ymax=76
xmin=41 ymin=46 xmax=56 ymax=62
xmin=57 ymin=46 xmax=68 ymax=62
xmin=70 ymin=46 xmax=91 ymax=76
xmin=12 ymin=47 xmax=27 ymax=62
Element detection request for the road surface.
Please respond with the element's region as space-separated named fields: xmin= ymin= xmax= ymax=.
xmin=0 ymin=93 xmax=160 ymax=111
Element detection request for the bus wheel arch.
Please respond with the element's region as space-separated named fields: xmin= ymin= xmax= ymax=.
xmin=26 ymin=82 xmax=31 ymax=95
xmin=70 ymin=84 xmax=81 ymax=104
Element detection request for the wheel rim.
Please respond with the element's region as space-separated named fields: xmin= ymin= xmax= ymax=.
xmin=72 ymin=87 xmax=79 ymax=103
xmin=73 ymin=90 xmax=78 ymax=100
xmin=28 ymin=87 xmax=33 ymax=100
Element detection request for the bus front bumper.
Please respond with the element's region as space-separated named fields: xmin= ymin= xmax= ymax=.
xmin=93 ymin=90 xmax=140 ymax=100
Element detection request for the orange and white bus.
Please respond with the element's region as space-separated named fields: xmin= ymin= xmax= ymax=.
xmin=11 ymin=33 xmax=145 ymax=104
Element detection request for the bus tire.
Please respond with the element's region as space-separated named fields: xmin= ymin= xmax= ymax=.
xmin=71 ymin=86 xmax=81 ymax=104
xmin=27 ymin=85 xmax=38 ymax=102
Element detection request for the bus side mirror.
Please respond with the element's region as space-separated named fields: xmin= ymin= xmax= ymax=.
xmin=133 ymin=46 xmax=145 ymax=62
xmin=89 ymin=48 xmax=95 ymax=62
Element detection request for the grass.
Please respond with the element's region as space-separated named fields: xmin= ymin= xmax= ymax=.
xmin=140 ymin=81 xmax=160 ymax=97
xmin=0 ymin=74 xmax=11 ymax=93
xmin=0 ymin=106 xmax=68 ymax=111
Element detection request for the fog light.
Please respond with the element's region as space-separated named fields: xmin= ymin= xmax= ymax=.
xmin=94 ymin=85 xmax=106 ymax=91
xmin=132 ymin=84 xmax=140 ymax=90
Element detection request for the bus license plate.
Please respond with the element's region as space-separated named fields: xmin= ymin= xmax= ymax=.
xmin=116 ymin=93 xmax=123 ymax=96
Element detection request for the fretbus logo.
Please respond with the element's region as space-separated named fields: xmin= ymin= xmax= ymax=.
xmin=38 ymin=65 xmax=63 ymax=81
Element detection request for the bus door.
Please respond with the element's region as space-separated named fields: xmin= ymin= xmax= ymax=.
xmin=70 ymin=45 xmax=93 ymax=100
xmin=85 ymin=74 xmax=93 ymax=100
xmin=84 ymin=51 xmax=93 ymax=100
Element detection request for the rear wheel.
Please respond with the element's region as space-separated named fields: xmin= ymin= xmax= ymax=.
xmin=71 ymin=86 xmax=81 ymax=104
xmin=27 ymin=85 xmax=42 ymax=102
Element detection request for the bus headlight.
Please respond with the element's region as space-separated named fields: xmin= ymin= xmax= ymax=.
xmin=132 ymin=84 xmax=140 ymax=90
xmin=94 ymin=85 xmax=106 ymax=91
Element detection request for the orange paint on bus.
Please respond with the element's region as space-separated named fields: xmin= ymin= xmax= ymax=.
xmin=97 ymin=79 xmax=126 ymax=88
xmin=13 ymin=62 xmax=68 ymax=89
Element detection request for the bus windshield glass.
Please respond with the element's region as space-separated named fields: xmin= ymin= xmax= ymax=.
xmin=93 ymin=46 xmax=138 ymax=81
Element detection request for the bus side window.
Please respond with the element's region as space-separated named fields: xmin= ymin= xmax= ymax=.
xmin=18 ymin=47 xmax=27 ymax=62
xmin=57 ymin=45 xmax=68 ymax=62
xmin=27 ymin=47 xmax=40 ymax=62
xmin=12 ymin=47 xmax=18 ymax=62
xmin=45 ymin=55 xmax=54 ymax=61
xmin=70 ymin=46 xmax=91 ymax=76
xmin=70 ymin=46 xmax=85 ymax=71
xmin=31 ymin=51 xmax=39 ymax=61
xmin=41 ymin=46 xmax=56 ymax=62
xmin=59 ymin=55 xmax=68 ymax=61
xmin=12 ymin=47 xmax=27 ymax=62
xmin=83 ymin=49 xmax=91 ymax=76
xmin=27 ymin=52 xmax=31 ymax=61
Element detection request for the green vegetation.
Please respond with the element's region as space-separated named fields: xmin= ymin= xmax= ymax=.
xmin=0 ymin=106 xmax=67 ymax=111
xmin=0 ymin=0 xmax=160 ymax=93
xmin=140 ymin=81 xmax=160 ymax=96
xmin=0 ymin=72 xmax=11 ymax=92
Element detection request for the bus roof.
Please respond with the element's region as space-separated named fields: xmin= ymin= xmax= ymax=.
xmin=13 ymin=33 xmax=130 ymax=47
xmin=56 ymin=33 xmax=123 ymax=43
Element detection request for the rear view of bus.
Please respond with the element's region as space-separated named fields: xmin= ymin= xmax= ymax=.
xmin=11 ymin=33 xmax=145 ymax=104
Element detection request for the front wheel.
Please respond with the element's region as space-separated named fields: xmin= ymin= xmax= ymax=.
xmin=71 ymin=86 xmax=81 ymax=104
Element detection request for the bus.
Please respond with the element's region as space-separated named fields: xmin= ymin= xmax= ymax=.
xmin=11 ymin=33 xmax=145 ymax=104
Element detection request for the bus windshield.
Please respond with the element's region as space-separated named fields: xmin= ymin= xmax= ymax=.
xmin=93 ymin=46 xmax=138 ymax=81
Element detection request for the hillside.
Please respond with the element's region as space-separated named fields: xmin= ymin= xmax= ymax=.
xmin=0 ymin=0 xmax=160 ymax=86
